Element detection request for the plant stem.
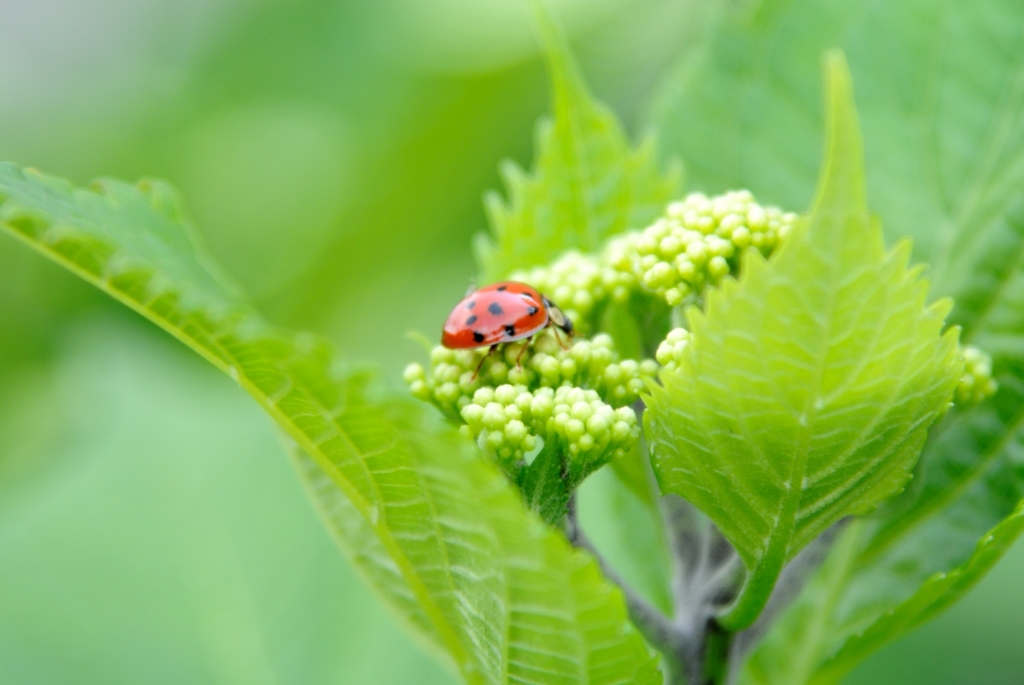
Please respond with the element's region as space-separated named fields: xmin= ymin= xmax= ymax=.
xmin=565 ymin=496 xmax=695 ymax=684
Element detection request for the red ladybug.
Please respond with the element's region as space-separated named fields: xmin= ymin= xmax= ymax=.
xmin=442 ymin=281 xmax=574 ymax=376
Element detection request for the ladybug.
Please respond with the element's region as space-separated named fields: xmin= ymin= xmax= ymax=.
xmin=442 ymin=281 xmax=575 ymax=376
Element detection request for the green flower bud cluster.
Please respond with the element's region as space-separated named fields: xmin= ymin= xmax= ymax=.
xmin=404 ymin=331 xmax=652 ymax=471
xmin=457 ymin=384 xmax=639 ymax=470
xmin=611 ymin=190 xmax=798 ymax=306
xmin=506 ymin=191 xmax=799 ymax=330
xmin=405 ymin=331 xmax=655 ymax=416
xmin=956 ymin=345 xmax=998 ymax=405
xmin=511 ymin=251 xmax=633 ymax=332
xmin=655 ymin=328 xmax=693 ymax=372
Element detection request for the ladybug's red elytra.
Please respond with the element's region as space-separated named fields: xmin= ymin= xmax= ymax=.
xmin=442 ymin=281 xmax=575 ymax=376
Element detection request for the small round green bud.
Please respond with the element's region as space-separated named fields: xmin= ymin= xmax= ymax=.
xmin=531 ymin=393 xmax=554 ymax=419
xmin=709 ymin=256 xmax=730 ymax=279
xmin=436 ymin=382 xmax=459 ymax=403
xmin=486 ymin=431 xmax=505 ymax=450
xmin=404 ymin=363 xmax=426 ymax=384
xmin=461 ymin=403 xmax=484 ymax=427
xmin=956 ymin=345 xmax=998 ymax=405
xmin=655 ymin=344 xmax=672 ymax=366
xmin=636 ymin=233 xmax=658 ymax=254
xmin=612 ymin=421 xmax=632 ymax=441
xmin=494 ymin=384 xmax=517 ymax=405
xmin=538 ymin=356 xmax=561 ymax=381
xmin=604 ymin=363 xmax=622 ymax=384
xmin=505 ymin=420 xmax=527 ymax=445
xmin=430 ymin=347 xmax=453 ymax=365
xmin=566 ymin=419 xmax=586 ymax=440
xmin=571 ymin=401 xmax=594 ymax=421
xmin=483 ymin=403 xmax=506 ymax=430
xmin=515 ymin=392 xmax=533 ymax=412
xmin=586 ymin=414 xmax=609 ymax=435
xmin=686 ymin=241 xmax=707 ymax=264
xmin=473 ymin=387 xmax=495 ymax=405
xmin=507 ymin=366 xmax=530 ymax=385
xmin=675 ymin=258 xmax=696 ymax=281
xmin=720 ymin=213 xmax=743 ymax=232
xmin=731 ymin=226 xmax=751 ymax=249
xmin=570 ymin=341 xmax=592 ymax=363
xmin=409 ymin=380 xmax=430 ymax=400
xmin=659 ymin=235 xmax=682 ymax=258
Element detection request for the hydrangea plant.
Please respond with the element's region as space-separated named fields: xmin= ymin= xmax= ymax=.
xmin=0 ymin=6 xmax=1017 ymax=685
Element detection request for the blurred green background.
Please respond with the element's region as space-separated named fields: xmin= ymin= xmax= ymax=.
xmin=1 ymin=1 xmax=1022 ymax=683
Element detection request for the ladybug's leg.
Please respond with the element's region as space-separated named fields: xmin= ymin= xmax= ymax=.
xmin=514 ymin=336 xmax=533 ymax=368
xmin=551 ymin=325 xmax=570 ymax=351
xmin=472 ymin=344 xmax=499 ymax=380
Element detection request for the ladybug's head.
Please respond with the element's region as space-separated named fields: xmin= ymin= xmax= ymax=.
xmin=545 ymin=301 xmax=574 ymax=338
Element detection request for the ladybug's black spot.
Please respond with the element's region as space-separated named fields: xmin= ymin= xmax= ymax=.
xmin=505 ymin=324 xmax=516 ymax=337
xmin=527 ymin=306 xmax=539 ymax=316
xmin=473 ymin=331 xmax=485 ymax=343
xmin=466 ymin=315 xmax=478 ymax=325
xmin=496 ymin=285 xmax=508 ymax=291
xmin=466 ymin=300 xmax=476 ymax=310
xmin=488 ymin=302 xmax=504 ymax=316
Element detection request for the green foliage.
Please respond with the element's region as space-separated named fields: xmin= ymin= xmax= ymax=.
xmin=5 ymin=1 xmax=1024 ymax=681
xmin=652 ymin=0 xmax=1024 ymax=676
xmin=813 ymin=501 xmax=1024 ymax=684
xmin=475 ymin=5 xmax=679 ymax=281
xmin=0 ymin=163 xmax=662 ymax=685
xmin=644 ymin=54 xmax=962 ymax=630
xmin=742 ymin=502 xmax=1024 ymax=685
xmin=0 ymin=321 xmax=453 ymax=685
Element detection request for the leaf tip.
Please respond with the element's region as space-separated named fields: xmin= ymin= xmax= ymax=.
xmin=813 ymin=49 xmax=866 ymax=213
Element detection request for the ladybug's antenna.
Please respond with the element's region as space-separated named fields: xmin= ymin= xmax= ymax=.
xmin=464 ymin=279 xmax=477 ymax=297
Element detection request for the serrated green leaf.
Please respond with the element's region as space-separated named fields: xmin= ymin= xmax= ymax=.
xmin=741 ymin=501 xmax=1024 ymax=685
xmin=811 ymin=500 xmax=1024 ymax=684
xmin=0 ymin=162 xmax=662 ymax=685
xmin=475 ymin=7 xmax=679 ymax=281
xmin=644 ymin=54 xmax=961 ymax=630
xmin=651 ymin=0 xmax=1024 ymax=676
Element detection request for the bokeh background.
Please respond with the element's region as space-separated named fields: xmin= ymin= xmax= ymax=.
xmin=1 ymin=1 xmax=1022 ymax=683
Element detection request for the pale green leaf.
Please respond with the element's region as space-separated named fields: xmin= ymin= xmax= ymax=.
xmin=811 ymin=500 xmax=1024 ymax=684
xmin=475 ymin=7 xmax=679 ymax=281
xmin=644 ymin=54 xmax=961 ymax=630
xmin=741 ymin=501 xmax=1024 ymax=685
xmin=651 ymin=0 xmax=1024 ymax=675
xmin=0 ymin=163 xmax=661 ymax=685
